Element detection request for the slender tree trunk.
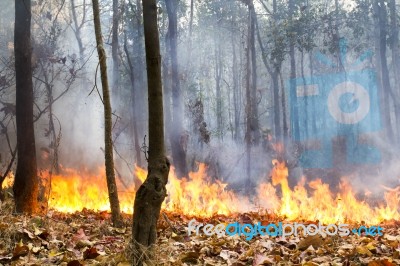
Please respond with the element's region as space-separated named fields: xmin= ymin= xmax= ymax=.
xmin=257 ymin=0 xmax=281 ymax=139
xmin=249 ymin=1 xmax=260 ymax=144
xmin=334 ymin=0 xmax=344 ymax=71
xmin=389 ymin=0 xmax=400 ymax=143
xmin=92 ymin=0 xmax=122 ymax=227
xmin=232 ymin=33 xmax=240 ymax=141
xmin=288 ymin=0 xmax=296 ymax=139
xmin=272 ymin=71 xmax=281 ymax=138
xmin=280 ymin=73 xmax=288 ymax=138
xmin=112 ymin=0 xmax=119 ymax=103
xmin=215 ymin=35 xmax=223 ymax=139
xmin=13 ymin=0 xmax=39 ymax=214
xmin=132 ymin=0 xmax=170 ymax=264
xmin=245 ymin=4 xmax=252 ymax=195
xmin=41 ymin=64 xmax=60 ymax=174
xmin=163 ymin=38 xmax=172 ymax=144
xmin=186 ymin=0 xmax=194 ymax=70
xmin=123 ymin=31 xmax=142 ymax=167
xmin=134 ymin=0 xmax=146 ymax=166
xmin=70 ymin=0 xmax=85 ymax=62
xmin=165 ymin=0 xmax=188 ymax=178
xmin=374 ymin=0 xmax=394 ymax=143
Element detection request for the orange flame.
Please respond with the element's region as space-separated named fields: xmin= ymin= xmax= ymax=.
xmin=2 ymin=161 xmax=399 ymax=224
xmin=257 ymin=160 xmax=400 ymax=224
xmin=44 ymin=167 xmax=136 ymax=214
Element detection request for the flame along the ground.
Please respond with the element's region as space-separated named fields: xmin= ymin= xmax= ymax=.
xmin=2 ymin=161 xmax=399 ymax=225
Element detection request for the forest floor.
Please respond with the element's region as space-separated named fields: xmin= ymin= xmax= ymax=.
xmin=0 ymin=197 xmax=399 ymax=266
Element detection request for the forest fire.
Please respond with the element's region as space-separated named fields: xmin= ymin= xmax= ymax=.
xmin=258 ymin=161 xmax=400 ymax=225
xmin=4 ymin=161 xmax=398 ymax=225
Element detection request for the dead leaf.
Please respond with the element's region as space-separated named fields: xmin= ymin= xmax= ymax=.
xmin=253 ymin=253 xmax=274 ymax=265
xmin=12 ymin=241 xmax=29 ymax=259
xmin=179 ymin=251 xmax=199 ymax=263
xmin=368 ymin=259 xmax=396 ymax=266
xmin=67 ymin=260 xmax=83 ymax=266
xmin=357 ymin=246 xmax=372 ymax=256
xmin=297 ymin=235 xmax=323 ymax=251
xmin=83 ymin=247 xmax=100 ymax=260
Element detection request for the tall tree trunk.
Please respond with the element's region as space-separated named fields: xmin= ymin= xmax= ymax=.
xmin=249 ymin=1 xmax=260 ymax=144
xmin=13 ymin=0 xmax=39 ymax=214
xmin=215 ymin=35 xmax=223 ymax=139
xmin=245 ymin=4 xmax=252 ymax=195
xmin=163 ymin=36 xmax=172 ymax=145
xmin=287 ymin=0 xmax=296 ymax=139
xmin=123 ymin=31 xmax=142 ymax=167
xmin=334 ymin=0 xmax=344 ymax=71
xmin=92 ymin=0 xmax=122 ymax=227
xmin=112 ymin=0 xmax=120 ymax=103
xmin=280 ymin=73 xmax=288 ymax=138
xmin=134 ymin=0 xmax=146 ymax=166
xmin=186 ymin=0 xmax=194 ymax=70
xmin=272 ymin=0 xmax=282 ymax=139
xmin=70 ymin=0 xmax=85 ymax=62
xmin=132 ymin=0 xmax=170 ymax=264
xmin=165 ymin=0 xmax=188 ymax=178
xmin=232 ymin=33 xmax=240 ymax=141
xmin=272 ymin=71 xmax=281 ymax=138
xmin=374 ymin=0 xmax=394 ymax=143
xmin=389 ymin=0 xmax=400 ymax=143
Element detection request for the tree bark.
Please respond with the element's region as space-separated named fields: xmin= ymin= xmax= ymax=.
xmin=245 ymin=4 xmax=252 ymax=195
xmin=13 ymin=0 xmax=39 ymax=214
xmin=249 ymin=1 xmax=260 ymax=144
xmin=232 ymin=38 xmax=240 ymax=141
xmin=215 ymin=35 xmax=223 ymax=139
xmin=374 ymin=0 xmax=394 ymax=143
xmin=92 ymin=0 xmax=122 ymax=227
xmin=131 ymin=0 xmax=170 ymax=264
xmin=287 ymin=0 xmax=296 ymax=139
xmin=112 ymin=0 xmax=120 ymax=103
xmin=389 ymin=0 xmax=400 ymax=143
xmin=165 ymin=0 xmax=188 ymax=178
xmin=123 ymin=31 xmax=142 ymax=167
xmin=70 ymin=0 xmax=86 ymax=62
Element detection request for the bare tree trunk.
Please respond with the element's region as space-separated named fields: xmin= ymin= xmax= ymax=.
xmin=272 ymin=71 xmax=281 ymax=138
xmin=112 ymin=0 xmax=120 ymax=103
xmin=70 ymin=0 xmax=86 ymax=62
xmin=389 ymin=0 xmax=400 ymax=143
xmin=374 ymin=0 xmax=394 ymax=143
xmin=123 ymin=31 xmax=142 ymax=167
xmin=334 ymin=0 xmax=344 ymax=70
xmin=232 ymin=37 xmax=240 ymax=141
xmin=245 ymin=4 xmax=252 ymax=195
xmin=165 ymin=0 xmax=188 ymax=178
xmin=215 ymin=35 xmax=223 ymax=139
xmin=13 ymin=0 xmax=39 ymax=214
xmin=249 ymin=1 xmax=260 ymax=145
xmin=256 ymin=0 xmax=281 ymax=139
xmin=162 ymin=42 xmax=172 ymax=145
xmin=185 ymin=0 xmax=194 ymax=70
xmin=92 ymin=0 xmax=122 ymax=227
xmin=280 ymin=73 xmax=288 ymax=138
xmin=131 ymin=0 xmax=170 ymax=264
xmin=135 ymin=0 xmax=146 ymax=138
xmin=287 ymin=0 xmax=296 ymax=139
